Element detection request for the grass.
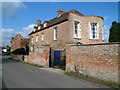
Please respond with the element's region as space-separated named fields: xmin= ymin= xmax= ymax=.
xmin=64 ymin=71 xmax=120 ymax=89
xmin=9 ymin=57 xmax=44 ymax=68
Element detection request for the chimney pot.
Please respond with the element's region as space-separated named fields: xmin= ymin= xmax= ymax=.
xmin=57 ymin=9 xmax=65 ymax=17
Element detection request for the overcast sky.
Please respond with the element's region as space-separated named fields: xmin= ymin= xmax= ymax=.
xmin=1 ymin=1 xmax=118 ymax=46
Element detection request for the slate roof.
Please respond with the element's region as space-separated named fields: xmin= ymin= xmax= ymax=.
xmin=29 ymin=9 xmax=103 ymax=35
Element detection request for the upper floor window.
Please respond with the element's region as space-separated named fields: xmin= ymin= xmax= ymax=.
xmin=36 ymin=35 xmax=38 ymax=42
xmin=31 ymin=37 xmax=33 ymax=43
xmin=90 ymin=23 xmax=98 ymax=39
xmin=42 ymin=33 xmax=44 ymax=41
xmin=54 ymin=27 xmax=57 ymax=40
xmin=74 ymin=20 xmax=81 ymax=38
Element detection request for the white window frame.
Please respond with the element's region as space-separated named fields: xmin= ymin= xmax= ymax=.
xmin=102 ymin=24 xmax=104 ymax=41
xmin=33 ymin=29 xmax=36 ymax=32
xmin=36 ymin=35 xmax=38 ymax=42
xmin=89 ymin=22 xmax=99 ymax=39
xmin=31 ymin=37 xmax=33 ymax=43
xmin=54 ymin=27 xmax=58 ymax=40
xmin=42 ymin=33 xmax=44 ymax=41
xmin=74 ymin=20 xmax=81 ymax=39
xmin=38 ymin=26 xmax=41 ymax=30
xmin=44 ymin=23 xmax=47 ymax=28
xmin=31 ymin=47 xmax=33 ymax=52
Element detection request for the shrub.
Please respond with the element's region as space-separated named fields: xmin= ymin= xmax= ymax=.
xmin=11 ymin=48 xmax=26 ymax=55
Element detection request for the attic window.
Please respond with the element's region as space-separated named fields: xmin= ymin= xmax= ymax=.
xmin=44 ymin=23 xmax=47 ymax=28
xmin=58 ymin=14 xmax=61 ymax=17
xmin=38 ymin=26 xmax=41 ymax=30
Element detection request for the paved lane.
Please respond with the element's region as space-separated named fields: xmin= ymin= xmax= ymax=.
xmin=2 ymin=56 xmax=107 ymax=88
xmin=0 ymin=54 xmax=2 ymax=89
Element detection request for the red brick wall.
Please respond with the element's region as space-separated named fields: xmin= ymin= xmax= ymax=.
xmin=68 ymin=13 xmax=104 ymax=44
xmin=24 ymin=45 xmax=50 ymax=67
xmin=66 ymin=43 xmax=120 ymax=84
xmin=10 ymin=54 xmax=24 ymax=61
xmin=11 ymin=34 xmax=29 ymax=52
xmin=29 ymin=21 xmax=69 ymax=50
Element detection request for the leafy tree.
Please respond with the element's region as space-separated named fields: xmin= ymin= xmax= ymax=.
xmin=109 ymin=21 xmax=120 ymax=42
xmin=11 ymin=48 xmax=26 ymax=55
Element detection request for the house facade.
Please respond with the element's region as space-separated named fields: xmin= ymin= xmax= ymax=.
xmin=29 ymin=9 xmax=104 ymax=52
xmin=10 ymin=33 xmax=29 ymax=52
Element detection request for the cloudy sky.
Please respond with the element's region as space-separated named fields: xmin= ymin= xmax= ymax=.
xmin=1 ymin=1 xmax=118 ymax=46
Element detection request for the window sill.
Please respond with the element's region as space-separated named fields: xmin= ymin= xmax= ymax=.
xmin=89 ymin=38 xmax=99 ymax=40
xmin=74 ymin=37 xmax=81 ymax=40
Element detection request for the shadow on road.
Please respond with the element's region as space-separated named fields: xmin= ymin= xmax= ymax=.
xmin=2 ymin=55 xmax=19 ymax=64
xmin=2 ymin=80 xmax=7 ymax=89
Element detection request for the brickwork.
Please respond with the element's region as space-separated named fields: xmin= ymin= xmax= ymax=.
xmin=10 ymin=54 xmax=24 ymax=61
xmin=30 ymin=21 xmax=69 ymax=50
xmin=66 ymin=43 xmax=120 ymax=84
xmin=11 ymin=34 xmax=29 ymax=52
xmin=68 ymin=13 xmax=104 ymax=44
xmin=29 ymin=9 xmax=104 ymax=52
xmin=24 ymin=45 xmax=50 ymax=67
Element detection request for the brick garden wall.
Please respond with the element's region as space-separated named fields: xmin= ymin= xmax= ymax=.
xmin=24 ymin=45 xmax=50 ymax=67
xmin=10 ymin=54 xmax=24 ymax=61
xmin=66 ymin=43 xmax=120 ymax=84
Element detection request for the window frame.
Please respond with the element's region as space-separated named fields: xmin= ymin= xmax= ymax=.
xmin=73 ymin=20 xmax=81 ymax=39
xmin=89 ymin=22 xmax=99 ymax=39
xmin=36 ymin=35 xmax=38 ymax=42
xmin=54 ymin=27 xmax=58 ymax=40
xmin=42 ymin=33 xmax=44 ymax=41
xmin=31 ymin=37 xmax=33 ymax=43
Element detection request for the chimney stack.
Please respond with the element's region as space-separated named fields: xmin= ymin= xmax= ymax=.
xmin=37 ymin=20 xmax=42 ymax=26
xmin=57 ymin=9 xmax=65 ymax=17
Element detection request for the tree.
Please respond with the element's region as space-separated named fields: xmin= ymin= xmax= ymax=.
xmin=109 ymin=21 xmax=120 ymax=42
xmin=11 ymin=48 xmax=26 ymax=55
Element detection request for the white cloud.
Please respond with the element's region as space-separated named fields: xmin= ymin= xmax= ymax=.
xmin=1 ymin=28 xmax=15 ymax=46
xmin=19 ymin=24 xmax=36 ymax=38
xmin=1 ymin=24 xmax=35 ymax=46
xmin=103 ymin=16 xmax=109 ymax=21
xmin=2 ymin=0 xmax=27 ymax=18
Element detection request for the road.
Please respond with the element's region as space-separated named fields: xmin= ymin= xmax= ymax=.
xmin=0 ymin=54 xmax=2 ymax=89
xmin=2 ymin=55 xmax=108 ymax=88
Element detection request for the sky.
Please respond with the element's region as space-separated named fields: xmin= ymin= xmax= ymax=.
xmin=1 ymin=1 xmax=119 ymax=46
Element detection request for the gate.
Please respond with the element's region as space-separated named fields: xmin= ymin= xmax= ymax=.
xmin=49 ymin=48 xmax=66 ymax=70
xmin=54 ymin=51 xmax=60 ymax=66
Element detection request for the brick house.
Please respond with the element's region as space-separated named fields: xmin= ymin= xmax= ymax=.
xmin=25 ymin=9 xmax=104 ymax=68
xmin=10 ymin=33 xmax=29 ymax=53
xmin=29 ymin=9 xmax=104 ymax=52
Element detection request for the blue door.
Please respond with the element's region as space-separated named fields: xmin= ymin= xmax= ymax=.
xmin=54 ymin=51 xmax=60 ymax=66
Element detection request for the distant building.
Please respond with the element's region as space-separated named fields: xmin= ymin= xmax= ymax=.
xmin=0 ymin=46 xmax=2 ymax=54
xmin=10 ymin=33 xmax=29 ymax=53
xmin=1 ymin=45 xmax=10 ymax=53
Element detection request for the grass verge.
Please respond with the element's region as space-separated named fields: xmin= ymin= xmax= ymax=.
xmin=64 ymin=71 xmax=120 ymax=89
xmin=9 ymin=57 xmax=44 ymax=68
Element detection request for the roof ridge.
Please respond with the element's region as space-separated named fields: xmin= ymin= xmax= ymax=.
xmin=67 ymin=9 xmax=84 ymax=16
